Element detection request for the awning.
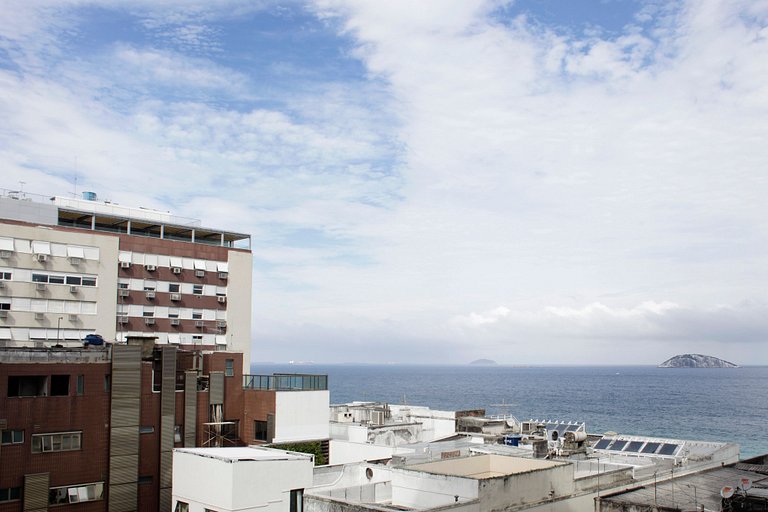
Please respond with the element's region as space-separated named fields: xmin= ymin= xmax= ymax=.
xmin=169 ymin=256 xmax=183 ymax=268
xmin=29 ymin=328 xmax=47 ymax=339
xmin=215 ymin=335 xmax=228 ymax=345
xmin=31 ymin=241 xmax=51 ymax=255
xmin=0 ymin=238 xmax=14 ymax=251
xmin=216 ymin=262 xmax=228 ymax=272
xmin=144 ymin=254 xmax=158 ymax=266
xmin=64 ymin=330 xmax=81 ymax=340
xmin=67 ymin=246 xmax=85 ymax=258
xmin=168 ymin=333 xmax=181 ymax=344
xmin=0 ymin=328 xmax=11 ymax=340
xmin=118 ymin=252 xmax=132 ymax=263
xmin=194 ymin=259 xmax=206 ymax=270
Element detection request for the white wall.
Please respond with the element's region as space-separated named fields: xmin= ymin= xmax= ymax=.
xmin=274 ymin=390 xmax=330 ymax=443
xmin=391 ymin=468 xmax=479 ymax=509
xmin=226 ymin=249 xmax=252 ymax=372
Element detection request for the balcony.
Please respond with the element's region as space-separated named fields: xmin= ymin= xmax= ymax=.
xmin=242 ymin=373 xmax=328 ymax=391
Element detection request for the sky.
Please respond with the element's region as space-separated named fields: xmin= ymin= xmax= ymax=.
xmin=1 ymin=0 xmax=767 ymax=365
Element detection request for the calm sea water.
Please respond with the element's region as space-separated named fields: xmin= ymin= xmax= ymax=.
xmin=250 ymin=363 xmax=768 ymax=458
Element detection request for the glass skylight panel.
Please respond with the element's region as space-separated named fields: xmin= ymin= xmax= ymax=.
xmin=625 ymin=441 xmax=644 ymax=452
xmin=658 ymin=443 xmax=678 ymax=455
xmin=593 ymin=438 xmax=612 ymax=450
xmin=641 ymin=442 xmax=661 ymax=454
xmin=608 ymin=440 xmax=628 ymax=451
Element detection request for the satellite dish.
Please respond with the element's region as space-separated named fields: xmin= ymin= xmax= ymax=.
xmin=740 ymin=478 xmax=752 ymax=491
xmin=721 ymin=486 xmax=735 ymax=499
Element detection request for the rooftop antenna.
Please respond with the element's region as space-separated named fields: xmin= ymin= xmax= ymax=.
xmin=18 ymin=181 xmax=25 ymax=197
xmin=490 ymin=399 xmax=517 ymax=417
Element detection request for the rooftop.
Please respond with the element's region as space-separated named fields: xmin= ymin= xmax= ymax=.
xmin=175 ymin=446 xmax=314 ymax=463
xmin=408 ymin=454 xmax=564 ymax=479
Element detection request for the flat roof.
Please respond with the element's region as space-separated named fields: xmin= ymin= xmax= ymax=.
xmin=408 ymin=454 xmax=564 ymax=479
xmin=175 ymin=446 xmax=313 ymax=463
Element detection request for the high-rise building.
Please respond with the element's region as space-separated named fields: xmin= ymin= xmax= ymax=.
xmin=0 ymin=189 xmax=252 ymax=370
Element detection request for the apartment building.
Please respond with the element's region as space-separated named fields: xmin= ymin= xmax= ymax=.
xmin=0 ymin=189 xmax=252 ymax=370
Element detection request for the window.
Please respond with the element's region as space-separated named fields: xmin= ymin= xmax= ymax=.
xmin=0 ymin=272 xmax=11 ymax=280
xmin=49 ymin=482 xmax=103 ymax=505
xmin=1 ymin=430 xmax=24 ymax=444
xmin=143 ymin=308 xmax=155 ymax=317
xmin=174 ymin=425 xmax=182 ymax=443
xmin=0 ymin=302 xmax=9 ymax=311
xmin=139 ymin=426 xmax=155 ymax=434
xmin=65 ymin=276 xmax=81 ymax=286
xmin=118 ymin=282 xmax=129 ymax=289
xmin=169 ymin=283 xmax=180 ymax=293
xmin=168 ymin=308 xmax=179 ymax=319
xmin=0 ymin=487 xmax=21 ymax=502
xmin=82 ymin=277 xmax=96 ymax=287
xmin=50 ymin=375 xmax=70 ymax=396
xmin=175 ymin=501 xmax=189 ymax=512
xmin=32 ymin=273 xmax=48 ymax=283
xmin=290 ymin=489 xmax=303 ymax=512
xmin=138 ymin=476 xmax=153 ymax=485
xmin=49 ymin=275 xmax=64 ymax=284
xmin=104 ymin=374 xmax=111 ymax=392
xmin=192 ymin=310 xmax=202 ymax=320
xmin=143 ymin=281 xmax=156 ymax=291
xmin=225 ymin=359 xmax=234 ymax=377
xmin=31 ymin=432 xmax=81 ymax=453
xmin=193 ymin=284 xmax=203 ymax=295
xmin=192 ymin=335 xmax=203 ymax=342
xmin=76 ymin=375 xmax=84 ymax=395
xmin=8 ymin=375 xmax=47 ymax=397
xmin=254 ymin=421 xmax=268 ymax=441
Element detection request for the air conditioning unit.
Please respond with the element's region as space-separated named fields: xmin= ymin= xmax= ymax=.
xmin=68 ymin=314 xmax=78 ymax=322
xmin=0 ymin=281 xmax=4 ymax=288
xmin=216 ymin=320 xmax=227 ymax=328
xmin=195 ymin=320 xmax=205 ymax=328
xmin=172 ymin=267 xmax=182 ymax=274
xmin=217 ymin=296 xmax=226 ymax=304
xmin=170 ymin=293 xmax=181 ymax=301
xmin=0 ymin=250 xmax=12 ymax=259
xmin=144 ymin=318 xmax=156 ymax=325
xmin=145 ymin=265 xmax=156 ymax=272
xmin=118 ymin=289 xmax=130 ymax=297
xmin=69 ymin=257 xmax=82 ymax=265
xmin=0 ymin=311 xmax=8 ymax=319
xmin=36 ymin=283 xmax=47 ymax=291
xmin=145 ymin=291 xmax=156 ymax=299
xmin=170 ymin=318 xmax=180 ymax=326
xmin=117 ymin=316 xmax=129 ymax=324
xmin=35 ymin=312 xmax=45 ymax=320
xmin=69 ymin=286 xmax=78 ymax=293
xmin=36 ymin=254 xmax=48 ymax=262
xmin=120 ymin=261 xmax=131 ymax=269
xmin=218 ymin=272 xmax=228 ymax=280
xmin=195 ymin=270 xmax=205 ymax=278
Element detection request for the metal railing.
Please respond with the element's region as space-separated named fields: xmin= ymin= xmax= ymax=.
xmin=243 ymin=373 xmax=328 ymax=391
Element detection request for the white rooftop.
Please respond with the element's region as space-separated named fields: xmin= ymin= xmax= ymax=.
xmin=175 ymin=446 xmax=313 ymax=463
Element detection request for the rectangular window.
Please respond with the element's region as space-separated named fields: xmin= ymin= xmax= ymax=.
xmin=49 ymin=275 xmax=65 ymax=284
xmin=31 ymin=431 xmax=81 ymax=453
xmin=0 ymin=272 xmax=11 ymax=280
xmin=225 ymin=359 xmax=234 ymax=377
xmin=104 ymin=374 xmax=111 ymax=392
xmin=138 ymin=476 xmax=153 ymax=485
xmin=49 ymin=482 xmax=104 ymax=505
xmin=8 ymin=375 xmax=47 ymax=397
xmin=32 ymin=273 xmax=48 ymax=283
xmin=0 ymin=302 xmax=9 ymax=311
xmin=290 ymin=489 xmax=303 ymax=512
xmin=143 ymin=308 xmax=155 ymax=317
xmin=139 ymin=426 xmax=155 ymax=434
xmin=168 ymin=308 xmax=179 ymax=318
xmin=174 ymin=425 xmax=182 ymax=443
xmin=118 ymin=282 xmax=129 ymax=289
xmin=76 ymin=375 xmax=84 ymax=395
xmin=192 ymin=335 xmax=203 ymax=342
xmin=193 ymin=284 xmax=203 ymax=295
xmin=192 ymin=311 xmax=202 ymax=320
xmin=1 ymin=429 xmax=24 ymax=444
xmin=0 ymin=487 xmax=21 ymax=502
xmin=82 ymin=277 xmax=97 ymax=287
xmin=254 ymin=421 xmax=268 ymax=441
xmin=168 ymin=283 xmax=180 ymax=293
xmin=50 ymin=375 xmax=70 ymax=396
xmin=65 ymin=276 xmax=81 ymax=286
xmin=175 ymin=502 xmax=189 ymax=512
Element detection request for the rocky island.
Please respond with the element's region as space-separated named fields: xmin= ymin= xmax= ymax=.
xmin=469 ymin=358 xmax=498 ymax=366
xmin=658 ymin=353 xmax=739 ymax=368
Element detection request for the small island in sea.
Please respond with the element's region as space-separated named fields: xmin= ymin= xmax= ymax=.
xmin=469 ymin=358 xmax=497 ymax=366
xmin=658 ymin=353 xmax=739 ymax=368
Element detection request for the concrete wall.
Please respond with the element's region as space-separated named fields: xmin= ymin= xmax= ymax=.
xmin=478 ymin=462 xmax=576 ymax=512
xmin=391 ymin=468 xmax=479 ymax=509
xmin=226 ymin=249 xmax=252 ymax=372
xmin=172 ymin=450 xmax=314 ymax=512
xmin=329 ymin=440 xmax=414 ymax=465
xmin=274 ymin=390 xmax=330 ymax=443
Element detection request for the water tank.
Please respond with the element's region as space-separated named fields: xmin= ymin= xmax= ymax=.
xmin=82 ymin=191 xmax=98 ymax=201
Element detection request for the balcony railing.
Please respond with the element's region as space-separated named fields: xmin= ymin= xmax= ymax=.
xmin=243 ymin=373 xmax=328 ymax=391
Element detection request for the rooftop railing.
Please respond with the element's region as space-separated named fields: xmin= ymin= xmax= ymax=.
xmin=243 ymin=373 xmax=328 ymax=391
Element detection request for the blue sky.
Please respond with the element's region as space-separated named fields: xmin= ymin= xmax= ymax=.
xmin=2 ymin=0 xmax=767 ymax=364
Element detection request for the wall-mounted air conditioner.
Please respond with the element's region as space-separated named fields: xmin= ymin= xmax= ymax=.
xmin=36 ymin=254 xmax=48 ymax=262
xmin=119 ymin=289 xmax=130 ymax=297
xmin=216 ymin=320 xmax=227 ymax=328
xmin=35 ymin=312 xmax=45 ymax=320
xmin=145 ymin=291 xmax=156 ymax=299
xmin=172 ymin=267 xmax=182 ymax=274
xmin=120 ymin=261 xmax=131 ymax=269
xmin=68 ymin=314 xmax=78 ymax=322
xmin=170 ymin=318 xmax=181 ymax=326
xmin=0 ymin=311 xmax=8 ymax=319
xmin=145 ymin=265 xmax=156 ymax=272
xmin=69 ymin=257 xmax=82 ymax=265
xmin=117 ymin=316 xmax=129 ymax=324
xmin=170 ymin=293 xmax=181 ymax=301
xmin=195 ymin=320 xmax=205 ymax=328
xmin=195 ymin=270 xmax=205 ymax=278
xmin=0 ymin=281 xmax=4 ymax=288
xmin=36 ymin=283 xmax=47 ymax=291
xmin=217 ymin=296 xmax=226 ymax=304
xmin=0 ymin=250 xmax=12 ymax=259
xmin=70 ymin=286 xmax=78 ymax=293
xmin=145 ymin=318 xmax=156 ymax=325
xmin=218 ymin=272 xmax=228 ymax=280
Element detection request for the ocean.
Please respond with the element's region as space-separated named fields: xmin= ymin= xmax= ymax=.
xmin=251 ymin=363 xmax=768 ymax=458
